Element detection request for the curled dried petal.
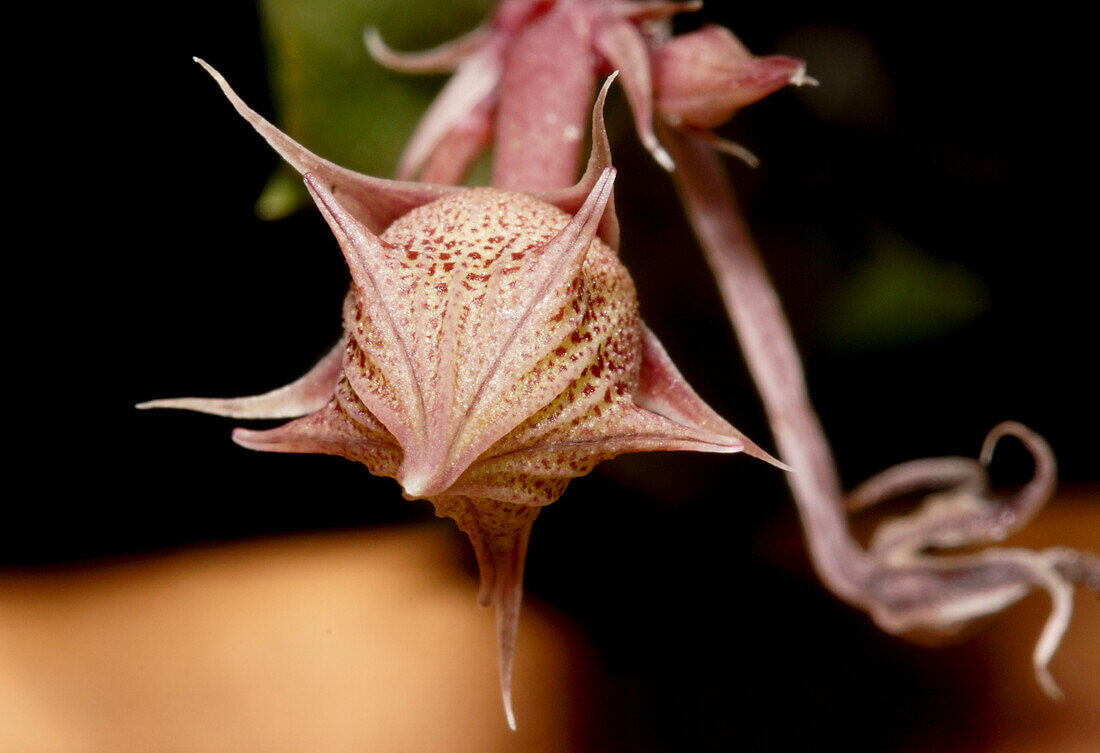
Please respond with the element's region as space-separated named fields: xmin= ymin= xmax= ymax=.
xmin=365 ymin=24 xmax=493 ymax=73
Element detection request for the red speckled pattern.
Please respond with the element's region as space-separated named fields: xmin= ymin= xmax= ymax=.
xmin=147 ymin=60 xmax=774 ymax=727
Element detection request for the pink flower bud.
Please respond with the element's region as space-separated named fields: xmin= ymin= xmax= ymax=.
xmin=652 ymin=25 xmax=809 ymax=129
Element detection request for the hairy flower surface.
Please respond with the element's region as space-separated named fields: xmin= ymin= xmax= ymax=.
xmin=141 ymin=63 xmax=777 ymax=728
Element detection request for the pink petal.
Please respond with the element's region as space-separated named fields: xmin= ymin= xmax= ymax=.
xmin=194 ymin=59 xmax=459 ymax=233
xmin=136 ymin=338 xmax=344 ymax=419
xmin=302 ymin=174 xmax=429 ymax=457
xmin=447 ymin=327 xmax=784 ymax=507
xmin=594 ymin=18 xmax=674 ymax=170
xmin=231 ymin=391 xmax=401 ymax=479
xmin=393 ymin=39 xmax=504 ymax=180
xmin=634 ymin=325 xmax=785 ymax=467
xmin=418 ymin=96 xmax=495 ymax=185
xmin=651 ymin=25 xmax=809 ymax=129
xmin=536 ymin=73 xmax=620 ymax=250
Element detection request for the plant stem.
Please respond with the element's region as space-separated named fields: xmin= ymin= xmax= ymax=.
xmin=661 ymin=125 xmax=872 ymax=605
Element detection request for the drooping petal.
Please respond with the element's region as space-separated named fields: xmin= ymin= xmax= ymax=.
xmin=845 ymin=456 xmax=986 ymax=513
xmin=536 ymin=73 xmax=620 ymax=249
xmin=868 ymin=546 xmax=1075 ymax=700
xmin=979 ymin=421 xmax=1058 ymax=531
xmin=594 ymin=19 xmax=674 ymax=170
xmin=429 ymin=495 xmax=536 ymax=731
xmin=365 ymin=24 xmax=492 ymax=73
xmin=686 ymin=128 xmax=761 ymax=168
xmin=862 ymin=424 xmax=1057 ymax=556
xmin=393 ymin=39 xmax=504 ymax=180
xmin=841 ymin=421 xmax=1091 ymax=700
xmin=194 ymin=59 xmax=459 ymax=233
xmin=493 ymin=4 xmax=596 ymax=191
xmin=136 ymin=338 xmax=344 ymax=419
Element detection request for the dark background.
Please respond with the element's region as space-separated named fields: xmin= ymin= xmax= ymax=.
xmin=12 ymin=2 xmax=1097 ymax=751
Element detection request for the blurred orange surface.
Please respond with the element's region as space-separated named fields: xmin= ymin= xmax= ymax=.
xmin=1 ymin=489 xmax=1097 ymax=752
xmin=0 ymin=524 xmax=589 ymax=753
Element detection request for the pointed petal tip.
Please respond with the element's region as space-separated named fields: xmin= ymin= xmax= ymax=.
xmin=193 ymin=56 xmax=220 ymax=81
xmin=789 ymin=64 xmax=819 ymax=87
xmin=503 ymin=690 xmax=517 ymax=731
xmin=301 ymin=172 xmax=351 ymax=237
xmin=364 ymin=22 xmax=491 ymax=74
xmin=649 ymin=140 xmax=675 ymax=171
xmin=753 ymin=446 xmax=792 ymax=472
xmin=1037 ymin=664 xmax=1065 ymax=702
xmin=362 ymin=26 xmax=386 ymax=58
xmin=135 ymin=397 xmax=192 ymax=412
xmin=230 ymin=426 xmax=267 ymax=450
xmin=134 ymin=396 xmax=241 ymax=417
xmin=231 ymin=424 xmax=305 ymax=454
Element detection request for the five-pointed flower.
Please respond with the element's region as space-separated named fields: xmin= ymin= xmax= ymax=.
xmin=140 ymin=60 xmax=780 ymax=728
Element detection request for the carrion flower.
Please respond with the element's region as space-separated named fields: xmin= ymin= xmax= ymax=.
xmin=140 ymin=62 xmax=780 ymax=728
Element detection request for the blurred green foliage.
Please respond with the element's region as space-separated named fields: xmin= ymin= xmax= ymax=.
xmin=256 ymin=0 xmax=493 ymax=218
xmin=819 ymin=226 xmax=989 ymax=350
xmin=256 ymin=1 xmax=988 ymax=348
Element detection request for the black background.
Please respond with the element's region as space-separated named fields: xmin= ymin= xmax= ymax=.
xmin=12 ymin=3 xmax=1098 ymax=751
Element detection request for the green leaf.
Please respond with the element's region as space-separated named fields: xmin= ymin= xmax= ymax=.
xmin=256 ymin=0 xmax=494 ymax=218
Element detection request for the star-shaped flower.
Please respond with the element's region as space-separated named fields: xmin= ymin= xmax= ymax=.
xmin=141 ymin=61 xmax=779 ymax=728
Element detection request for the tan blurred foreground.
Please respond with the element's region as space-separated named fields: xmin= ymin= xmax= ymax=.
xmin=0 ymin=524 xmax=589 ymax=753
xmin=960 ymin=485 xmax=1100 ymax=753
xmin=1 ymin=489 xmax=1098 ymax=753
